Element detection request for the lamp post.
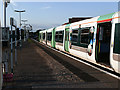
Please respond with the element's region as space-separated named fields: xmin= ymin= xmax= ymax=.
xmin=14 ymin=10 xmax=25 ymax=47
xmin=2 ymin=0 xmax=10 ymax=74
xmin=21 ymin=20 xmax=27 ymax=41
xmin=3 ymin=0 xmax=10 ymax=28
xmin=1 ymin=0 xmax=10 ymax=89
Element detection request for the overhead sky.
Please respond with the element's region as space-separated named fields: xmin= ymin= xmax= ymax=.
xmin=0 ymin=1 xmax=119 ymax=32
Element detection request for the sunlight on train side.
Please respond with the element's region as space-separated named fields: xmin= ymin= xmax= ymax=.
xmin=0 ymin=16 xmax=2 ymax=90
xmin=109 ymin=11 xmax=120 ymax=74
xmin=118 ymin=1 xmax=120 ymax=74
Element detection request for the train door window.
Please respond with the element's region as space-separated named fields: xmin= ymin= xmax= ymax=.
xmin=72 ymin=29 xmax=78 ymax=45
xmin=80 ymin=28 xmax=90 ymax=45
xmin=65 ymin=30 xmax=69 ymax=41
xmin=114 ymin=23 xmax=120 ymax=54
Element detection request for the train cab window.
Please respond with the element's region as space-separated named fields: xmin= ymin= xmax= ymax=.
xmin=71 ymin=29 xmax=78 ymax=45
xmin=80 ymin=28 xmax=90 ymax=45
xmin=114 ymin=23 xmax=120 ymax=54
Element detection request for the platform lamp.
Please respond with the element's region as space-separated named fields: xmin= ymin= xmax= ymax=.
xmin=1 ymin=0 xmax=10 ymax=87
xmin=14 ymin=10 xmax=25 ymax=47
xmin=2 ymin=0 xmax=10 ymax=73
xmin=3 ymin=0 xmax=10 ymax=28
xmin=21 ymin=20 xmax=28 ymax=41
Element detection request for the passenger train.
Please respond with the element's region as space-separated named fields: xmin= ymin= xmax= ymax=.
xmin=39 ymin=12 xmax=120 ymax=74
xmin=0 ymin=15 xmax=2 ymax=89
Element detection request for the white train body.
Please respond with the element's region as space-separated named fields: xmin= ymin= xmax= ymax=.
xmin=39 ymin=12 xmax=120 ymax=74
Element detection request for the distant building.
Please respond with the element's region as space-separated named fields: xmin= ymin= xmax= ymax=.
xmin=63 ymin=17 xmax=92 ymax=25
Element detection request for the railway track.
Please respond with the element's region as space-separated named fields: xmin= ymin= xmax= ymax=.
xmin=32 ymin=39 xmax=120 ymax=80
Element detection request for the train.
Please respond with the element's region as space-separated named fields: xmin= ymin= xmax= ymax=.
xmin=0 ymin=15 xmax=2 ymax=89
xmin=39 ymin=11 xmax=120 ymax=74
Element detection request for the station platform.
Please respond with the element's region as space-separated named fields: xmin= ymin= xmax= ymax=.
xmin=2 ymin=39 xmax=120 ymax=89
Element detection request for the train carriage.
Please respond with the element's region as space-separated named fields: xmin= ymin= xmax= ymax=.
xmin=46 ymin=28 xmax=54 ymax=47
xmin=94 ymin=12 xmax=120 ymax=73
xmin=69 ymin=16 xmax=99 ymax=63
xmin=64 ymin=24 xmax=71 ymax=52
xmin=55 ymin=25 xmax=65 ymax=51
xmin=0 ymin=15 xmax=2 ymax=89
xmin=39 ymin=11 xmax=120 ymax=74
xmin=39 ymin=30 xmax=46 ymax=44
xmin=110 ymin=11 xmax=120 ymax=73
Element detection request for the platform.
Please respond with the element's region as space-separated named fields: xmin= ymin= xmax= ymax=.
xmin=2 ymin=39 xmax=120 ymax=89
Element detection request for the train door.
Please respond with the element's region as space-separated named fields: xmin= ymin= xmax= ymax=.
xmin=95 ymin=22 xmax=112 ymax=65
xmin=64 ymin=28 xmax=69 ymax=52
xmin=41 ymin=32 xmax=43 ymax=42
xmin=51 ymin=28 xmax=56 ymax=48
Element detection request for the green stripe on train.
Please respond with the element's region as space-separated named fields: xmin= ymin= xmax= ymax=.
xmin=97 ymin=12 xmax=115 ymax=22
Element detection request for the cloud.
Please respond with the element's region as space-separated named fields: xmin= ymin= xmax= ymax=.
xmin=40 ymin=6 xmax=51 ymax=9
xmin=10 ymin=0 xmax=17 ymax=6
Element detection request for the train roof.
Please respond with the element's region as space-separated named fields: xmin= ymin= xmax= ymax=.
xmin=46 ymin=28 xmax=54 ymax=32
xmin=112 ymin=11 xmax=120 ymax=23
xmin=55 ymin=25 xmax=65 ymax=31
xmin=44 ymin=11 xmax=119 ymax=31
xmin=70 ymin=16 xmax=99 ymax=29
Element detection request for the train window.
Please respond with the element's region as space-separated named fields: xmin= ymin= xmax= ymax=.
xmin=40 ymin=33 xmax=41 ymax=39
xmin=55 ymin=32 xmax=59 ymax=42
xmin=114 ymin=23 xmax=120 ymax=54
xmin=55 ymin=31 xmax=64 ymax=43
xmin=58 ymin=31 xmax=64 ymax=43
xmin=98 ymin=23 xmax=111 ymax=43
xmin=40 ymin=33 xmax=42 ymax=40
xmin=43 ymin=33 xmax=45 ymax=40
xmin=47 ymin=32 xmax=52 ymax=41
xmin=99 ymin=27 xmax=104 ymax=40
xmin=80 ymin=28 xmax=90 ymax=45
xmin=71 ymin=29 xmax=78 ymax=45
